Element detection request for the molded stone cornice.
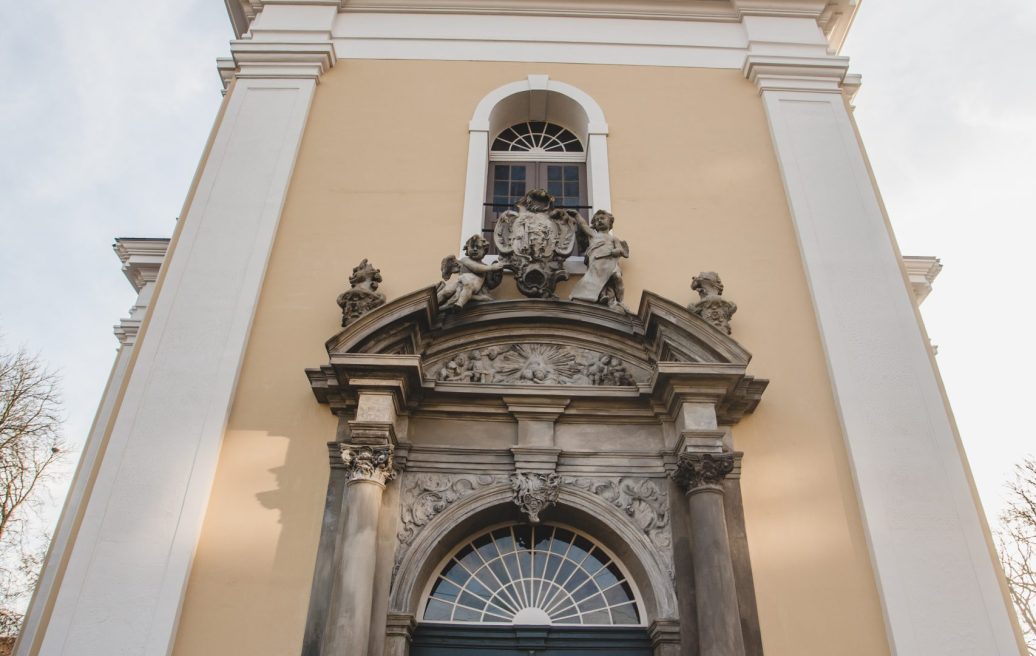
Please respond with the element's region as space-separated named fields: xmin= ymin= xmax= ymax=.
xmin=330 ymin=353 xmax=424 ymax=413
xmin=743 ymin=54 xmax=851 ymax=93
xmin=229 ymin=40 xmax=336 ymax=80
xmin=113 ymin=238 xmax=168 ymax=292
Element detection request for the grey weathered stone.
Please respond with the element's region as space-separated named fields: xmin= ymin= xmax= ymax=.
xmin=564 ymin=476 xmax=674 ymax=577
xmin=435 ymin=343 xmax=640 ymax=386
xmin=493 ymin=189 xmax=578 ymax=298
xmin=672 ymin=452 xmax=736 ymax=493
xmin=511 ymin=471 xmax=561 ymax=523
xmin=689 ymin=271 xmax=737 ymax=335
xmin=437 ymin=234 xmax=504 ymax=310
xmin=340 ymin=444 xmax=397 ymax=485
xmin=337 ymin=258 xmax=386 ymax=326
xmin=569 ymin=209 xmax=630 ymax=312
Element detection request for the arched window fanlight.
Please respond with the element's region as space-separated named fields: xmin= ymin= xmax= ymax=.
xmin=492 ymin=122 xmax=584 ymax=153
xmin=422 ymin=524 xmax=641 ymax=626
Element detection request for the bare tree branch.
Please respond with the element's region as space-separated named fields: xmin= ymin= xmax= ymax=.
xmin=0 ymin=346 xmax=66 ymax=639
xmin=997 ymin=457 xmax=1036 ymax=655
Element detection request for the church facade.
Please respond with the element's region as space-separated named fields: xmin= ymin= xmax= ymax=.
xmin=17 ymin=1 xmax=1025 ymax=655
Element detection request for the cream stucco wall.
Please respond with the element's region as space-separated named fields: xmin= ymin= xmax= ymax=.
xmin=172 ymin=60 xmax=889 ymax=655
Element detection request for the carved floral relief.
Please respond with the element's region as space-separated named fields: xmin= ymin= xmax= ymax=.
xmin=564 ymin=476 xmax=674 ymax=577
xmin=434 ymin=344 xmax=640 ymax=386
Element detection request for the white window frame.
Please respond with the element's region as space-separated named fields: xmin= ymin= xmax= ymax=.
xmin=461 ymin=75 xmax=611 ymax=262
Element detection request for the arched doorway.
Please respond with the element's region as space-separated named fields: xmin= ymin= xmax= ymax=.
xmin=411 ymin=523 xmax=653 ymax=655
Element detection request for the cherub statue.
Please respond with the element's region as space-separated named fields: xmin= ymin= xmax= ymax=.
xmin=569 ymin=210 xmax=630 ymax=312
xmin=689 ymin=271 xmax=737 ymax=334
xmin=336 ymin=258 xmax=386 ymax=327
xmin=437 ymin=235 xmax=504 ymax=311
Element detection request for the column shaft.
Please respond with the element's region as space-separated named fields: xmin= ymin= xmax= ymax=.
xmin=688 ymin=487 xmax=745 ymax=656
xmin=325 ymin=480 xmax=384 ymax=656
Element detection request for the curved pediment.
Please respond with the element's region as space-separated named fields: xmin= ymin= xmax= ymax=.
xmin=323 ymin=287 xmax=752 ymax=371
xmin=308 ymin=288 xmax=765 ymax=422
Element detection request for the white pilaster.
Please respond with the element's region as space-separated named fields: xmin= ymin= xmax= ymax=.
xmin=36 ymin=12 xmax=333 ymax=652
xmin=746 ymin=55 xmax=1021 ymax=655
xmin=15 ymin=240 xmax=170 ymax=656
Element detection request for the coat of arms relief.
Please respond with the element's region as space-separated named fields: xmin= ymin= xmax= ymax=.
xmin=492 ymin=189 xmax=580 ymax=299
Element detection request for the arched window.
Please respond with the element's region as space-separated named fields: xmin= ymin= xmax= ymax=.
xmin=485 ymin=122 xmax=588 ymax=251
xmin=421 ymin=523 xmax=642 ymax=626
xmin=461 ymin=75 xmax=611 ymax=264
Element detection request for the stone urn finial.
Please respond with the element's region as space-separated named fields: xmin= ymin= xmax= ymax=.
xmin=689 ymin=271 xmax=737 ymax=335
xmin=337 ymin=259 xmax=386 ymax=327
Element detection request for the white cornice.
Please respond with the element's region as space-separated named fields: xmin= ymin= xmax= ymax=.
xmin=902 ymin=255 xmax=943 ymax=305
xmin=229 ymin=40 xmax=336 ymax=80
xmin=743 ymin=54 xmax=850 ymax=93
xmin=113 ymin=238 xmax=169 ymax=292
xmin=226 ymin=0 xmax=859 ymax=50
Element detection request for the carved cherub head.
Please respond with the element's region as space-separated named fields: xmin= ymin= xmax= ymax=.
xmin=691 ymin=271 xmax=724 ymax=299
xmin=349 ymin=258 xmax=382 ymax=290
xmin=517 ymin=189 xmax=555 ymax=214
xmin=464 ymin=234 xmax=489 ymax=260
xmin=590 ymin=210 xmax=615 ymax=232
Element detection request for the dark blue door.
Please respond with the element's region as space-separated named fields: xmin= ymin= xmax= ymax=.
xmin=410 ymin=625 xmax=653 ymax=656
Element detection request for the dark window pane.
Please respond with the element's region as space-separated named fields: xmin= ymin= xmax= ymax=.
xmin=494 ymin=181 xmax=508 ymax=196
xmin=459 ymin=591 xmax=487 ymax=609
xmin=431 ymin=578 xmax=461 ymax=603
xmin=564 ymin=166 xmax=578 ymax=180
xmin=510 ymin=182 xmax=526 ymax=197
xmin=424 ymin=598 xmax=451 ymax=621
xmin=544 ymin=123 xmax=563 ymax=136
xmin=582 ymin=609 xmax=611 ymax=625
xmin=564 ymin=181 xmax=579 ymax=197
xmin=512 ymin=167 xmax=526 ymax=181
xmin=547 ymin=166 xmax=562 ymax=181
xmin=548 ymin=181 xmax=563 ymax=196
xmin=610 ymin=602 xmax=640 ymax=625
xmin=551 ymin=529 xmax=574 ymax=553
xmin=495 ymin=165 xmax=509 ymax=179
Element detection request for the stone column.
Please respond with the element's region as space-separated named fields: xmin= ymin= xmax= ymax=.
xmin=674 ymin=452 xmax=744 ymax=656
xmin=324 ymin=443 xmax=397 ymax=656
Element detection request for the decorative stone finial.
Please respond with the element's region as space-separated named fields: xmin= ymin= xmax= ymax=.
xmin=337 ymin=259 xmax=386 ymax=327
xmin=510 ymin=471 xmax=561 ymax=523
xmin=569 ymin=209 xmax=630 ymax=313
xmin=437 ymin=235 xmax=504 ymax=311
xmin=689 ymin=271 xmax=737 ymax=334
xmin=340 ymin=444 xmax=397 ymax=485
xmin=672 ymin=452 xmax=735 ymax=493
xmin=493 ymin=189 xmax=578 ymax=298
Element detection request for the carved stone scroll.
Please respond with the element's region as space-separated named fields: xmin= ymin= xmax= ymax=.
xmin=397 ymin=473 xmax=504 ymax=546
xmin=434 ymin=344 xmax=641 ymax=386
xmin=564 ymin=476 xmax=674 ymax=578
xmin=340 ymin=444 xmax=397 ymax=485
xmin=511 ymin=471 xmax=561 ymax=523
xmin=337 ymin=259 xmax=386 ymax=327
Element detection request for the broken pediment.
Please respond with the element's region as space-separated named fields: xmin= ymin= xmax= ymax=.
xmin=306 ymin=287 xmax=766 ymax=423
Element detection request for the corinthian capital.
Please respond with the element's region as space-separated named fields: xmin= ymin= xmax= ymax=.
xmin=672 ymin=453 xmax=735 ymax=493
xmin=340 ymin=444 xmax=397 ymax=485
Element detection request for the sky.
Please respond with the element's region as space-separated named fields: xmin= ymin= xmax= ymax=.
xmin=0 ymin=0 xmax=1033 ymax=534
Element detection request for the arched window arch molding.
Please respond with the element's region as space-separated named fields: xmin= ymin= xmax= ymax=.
xmin=461 ymin=75 xmax=612 ymax=256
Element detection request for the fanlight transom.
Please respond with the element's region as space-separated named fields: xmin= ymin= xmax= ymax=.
xmin=492 ymin=122 xmax=584 ymax=153
xmin=422 ymin=524 xmax=642 ymax=626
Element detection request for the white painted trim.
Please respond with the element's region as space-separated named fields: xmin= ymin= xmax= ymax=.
xmin=460 ymin=75 xmax=611 ymax=252
xmin=752 ymin=62 xmax=1020 ymax=655
xmin=37 ymin=77 xmax=319 ymax=656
